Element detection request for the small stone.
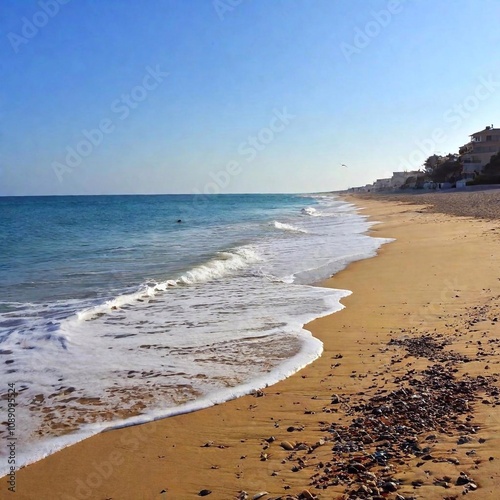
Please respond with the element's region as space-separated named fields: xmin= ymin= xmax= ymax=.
xmin=298 ymin=489 xmax=315 ymax=499
xmin=252 ymin=492 xmax=268 ymax=500
xmin=347 ymin=462 xmax=366 ymax=473
xmin=198 ymin=490 xmax=212 ymax=497
xmin=314 ymin=438 xmax=325 ymax=448
xmin=382 ymin=481 xmax=398 ymax=492
xmin=280 ymin=441 xmax=295 ymax=450
xmin=456 ymin=475 xmax=470 ymax=486
xmin=434 ymin=480 xmax=450 ymax=488
xmin=331 ymin=394 xmax=340 ymax=404
xmin=286 ymin=426 xmax=295 ymax=432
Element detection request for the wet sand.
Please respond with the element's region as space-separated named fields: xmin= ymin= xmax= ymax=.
xmin=7 ymin=195 xmax=500 ymax=499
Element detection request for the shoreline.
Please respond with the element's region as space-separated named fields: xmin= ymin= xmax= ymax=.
xmin=0 ymin=195 xmax=376 ymax=481
xmin=0 ymin=194 xmax=374 ymax=480
xmin=7 ymin=195 xmax=500 ymax=499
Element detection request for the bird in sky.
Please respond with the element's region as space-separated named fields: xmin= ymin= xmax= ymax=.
xmin=341 ymin=163 xmax=348 ymax=168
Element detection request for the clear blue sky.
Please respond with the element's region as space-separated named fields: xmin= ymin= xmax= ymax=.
xmin=2 ymin=0 xmax=500 ymax=195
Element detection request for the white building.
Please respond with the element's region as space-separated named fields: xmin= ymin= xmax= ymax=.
xmin=460 ymin=125 xmax=500 ymax=178
xmin=390 ymin=170 xmax=422 ymax=189
xmin=372 ymin=178 xmax=392 ymax=191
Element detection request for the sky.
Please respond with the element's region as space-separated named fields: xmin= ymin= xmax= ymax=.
xmin=1 ymin=0 xmax=500 ymax=196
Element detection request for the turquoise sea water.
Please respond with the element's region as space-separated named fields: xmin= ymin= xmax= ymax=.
xmin=0 ymin=193 xmax=390 ymax=473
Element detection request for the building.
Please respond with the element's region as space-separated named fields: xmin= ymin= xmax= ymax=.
xmin=346 ymin=183 xmax=373 ymax=193
xmin=460 ymin=125 xmax=500 ymax=178
xmin=390 ymin=170 xmax=422 ymax=189
xmin=372 ymin=178 xmax=392 ymax=191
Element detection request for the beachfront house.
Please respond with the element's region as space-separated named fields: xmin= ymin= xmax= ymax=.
xmin=346 ymin=183 xmax=374 ymax=193
xmin=373 ymin=178 xmax=392 ymax=191
xmin=390 ymin=171 xmax=422 ymax=189
xmin=460 ymin=125 xmax=500 ymax=179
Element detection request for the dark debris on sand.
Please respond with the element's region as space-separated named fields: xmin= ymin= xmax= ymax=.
xmin=311 ymin=363 xmax=495 ymax=498
xmin=388 ymin=335 xmax=470 ymax=363
xmin=269 ymin=334 xmax=499 ymax=500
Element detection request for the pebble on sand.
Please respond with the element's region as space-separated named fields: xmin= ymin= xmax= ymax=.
xmin=252 ymin=492 xmax=268 ymax=500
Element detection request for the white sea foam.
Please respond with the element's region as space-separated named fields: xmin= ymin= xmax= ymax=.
xmin=4 ymin=321 xmax=333 ymax=476
xmin=178 ymin=246 xmax=260 ymax=284
xmin=271 ymin=220 xmax=308 ymax=233
xmin=301 ymin=206 xmax=319 ymax=216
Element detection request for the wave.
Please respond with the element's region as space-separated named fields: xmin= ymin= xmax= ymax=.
xmin=301 ymin=207 xmax=320 ymax=216
xmin=76 ymin=246 xmax=260 ymax=321
xmin=271 ymin=221 xmax=308 ymax=233
xmin=177 ymin=247 xmax=260 ymax=284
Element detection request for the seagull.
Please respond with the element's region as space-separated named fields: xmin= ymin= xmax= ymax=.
xmin=341 ymin=163 xmax=348 ymax=168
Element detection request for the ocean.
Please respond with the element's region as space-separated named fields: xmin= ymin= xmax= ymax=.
xmin=0 ymin=193 xmax=390 ymax=474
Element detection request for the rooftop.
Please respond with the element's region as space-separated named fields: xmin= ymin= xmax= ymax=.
xmin=470 ymin=125 xmax=500 ymax=136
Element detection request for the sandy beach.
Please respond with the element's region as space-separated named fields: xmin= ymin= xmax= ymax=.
xmin=8 ymin=192 xmax=500 ymax=499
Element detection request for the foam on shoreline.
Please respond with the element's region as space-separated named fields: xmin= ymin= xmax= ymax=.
xmin=2 ymin=292 xmax=351 ymax=476
xmin=0 ymin=194 xmax=392 ymax=477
